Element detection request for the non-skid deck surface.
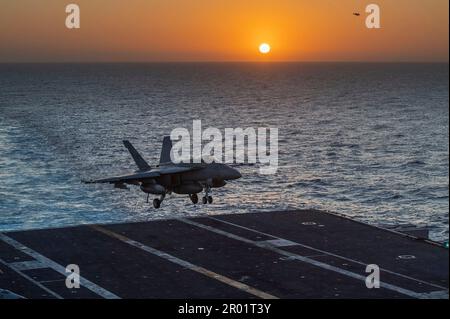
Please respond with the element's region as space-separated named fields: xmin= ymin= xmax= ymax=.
xmin=0 ymin=210 xmax=448 ymax=299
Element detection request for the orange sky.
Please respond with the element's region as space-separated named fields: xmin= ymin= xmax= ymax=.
xmin=0 ymin=0 xmax=448 ymax=62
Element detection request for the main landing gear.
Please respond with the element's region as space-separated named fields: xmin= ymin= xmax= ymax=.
xmin=189 ymin=193 xmax=199 ymax=204
xmin=202 ymin=195 xmax=213 ymax=205
xmin=152 ymin=193 xmax=166 ymax=209
xmin=201 ymin=185 xmax=213 ymax=205
xmin=189 ymin=186 xmax=213 ymax=205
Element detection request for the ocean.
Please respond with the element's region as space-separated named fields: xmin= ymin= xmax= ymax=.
xmin=0 ymin=63 xmax=448 ymax=241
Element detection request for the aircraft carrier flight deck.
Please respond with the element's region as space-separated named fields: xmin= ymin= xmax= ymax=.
xmin=0 ymin=210 xmax=448 ymax=299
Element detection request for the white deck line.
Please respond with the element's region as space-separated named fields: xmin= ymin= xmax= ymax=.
xmin=90 ymin=225 xmax=278 ymax=299
xmin=179 ymin=218 xmax=447 ymax=299
xmin=0 ymin=257 xmax=62 ymax=299
xmin=208 ymin=216 xmax=449 ymax=291
xmin=0 ymin=233 xmax=120 ymax=299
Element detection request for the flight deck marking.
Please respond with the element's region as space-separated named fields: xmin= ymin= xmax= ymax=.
xmin=0 ymin=257 xmax=62 ymax=299
xmin=261 ymin=239 xmax=298 ymax=247
xmin=179 ymin=218 xmax=446 ymax=299
xmin=0 ymin=233 xmax=120 ymax=299
xmin=207 ymin=216 xmax=449 ymax=292
xmin=90 ymin=225 xmax=278 ymax=299
xmin=416 ymin=290 xmax=449 ymax=299
xmin=9 ymin=260 xmax=47 ymax=271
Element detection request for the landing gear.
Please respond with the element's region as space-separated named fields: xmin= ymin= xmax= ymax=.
xmin=201 ymin=185 xmax=213 ymax=204
xmin=189 ymin=193 xmax=199 ymax=204
xmin=152 ymin=193 xmax=166 ymax=209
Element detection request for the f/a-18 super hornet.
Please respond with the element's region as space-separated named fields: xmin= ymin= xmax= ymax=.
xmin=84 ymin=137 xmax=241 ymax=208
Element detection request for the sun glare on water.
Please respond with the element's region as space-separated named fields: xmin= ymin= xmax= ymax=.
xmin=259 ymin=43 xmax=271 ymax=54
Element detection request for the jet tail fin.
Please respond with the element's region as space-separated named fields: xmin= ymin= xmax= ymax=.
xmin=159 ymin=136 xmax=173 ymax=164
xmin=123 ymin=140 xmax=151 ymax=171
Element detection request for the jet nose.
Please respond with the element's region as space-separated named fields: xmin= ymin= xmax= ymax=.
xmin=225 ymin=167 xmax=242 ymax=180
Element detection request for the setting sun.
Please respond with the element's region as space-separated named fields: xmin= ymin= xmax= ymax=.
xmin=259 ymin=43 xmax=271 ymax=54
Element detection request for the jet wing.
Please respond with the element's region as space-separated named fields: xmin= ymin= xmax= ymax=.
xmin=84 ymin=171 xmax=160 ymax=184
xmin=84 ymin=165 xmax=204 ymax=184
xmin=154 ymin=165 xmax=203 ymax=175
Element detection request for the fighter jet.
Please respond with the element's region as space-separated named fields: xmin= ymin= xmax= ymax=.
xmin=84 ymin=137 xmax=242 ymax=208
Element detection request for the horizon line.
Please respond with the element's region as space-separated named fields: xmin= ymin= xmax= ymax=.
xmin=0 ymin=60 xmax=449 ymax=64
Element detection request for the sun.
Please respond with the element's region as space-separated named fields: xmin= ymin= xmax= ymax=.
xmin=259 ymin=43 xmax=271 ymax=54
